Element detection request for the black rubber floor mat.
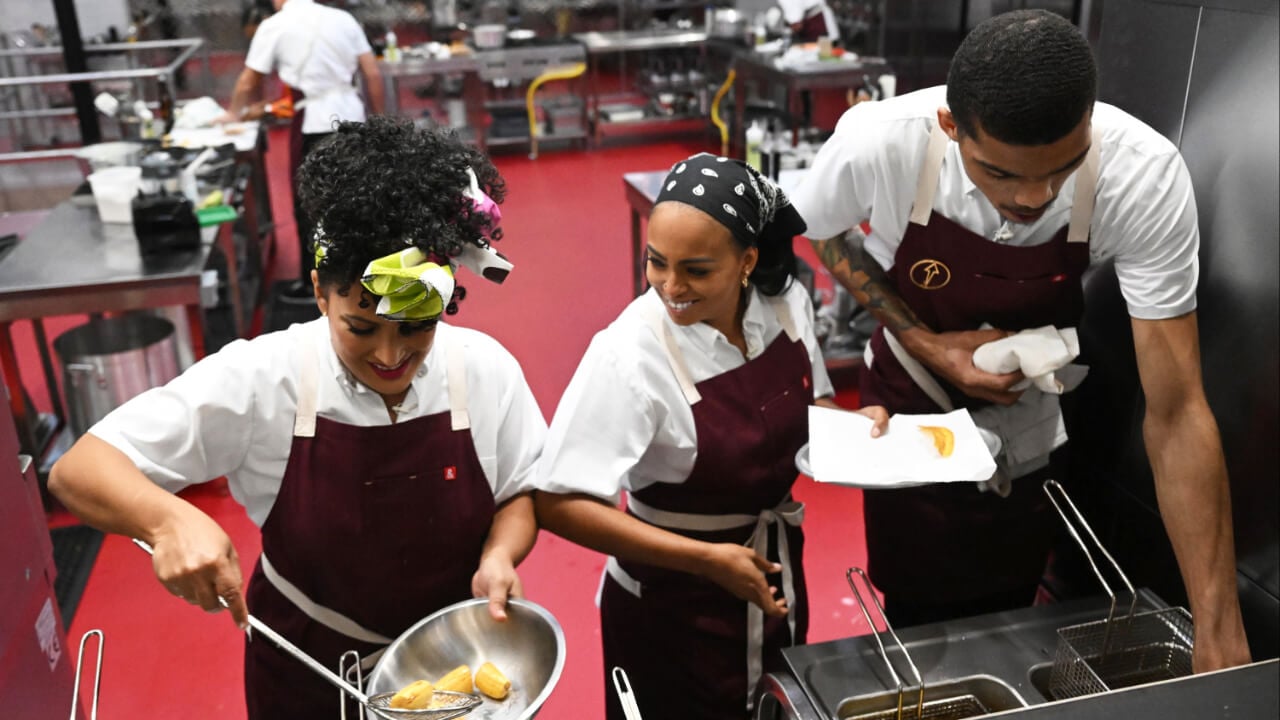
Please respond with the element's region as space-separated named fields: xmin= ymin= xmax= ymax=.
xmin=50 ymin=525 xmax=105 ymax=629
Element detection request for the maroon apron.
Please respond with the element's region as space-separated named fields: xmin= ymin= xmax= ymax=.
xmin=243 ymin=334 xmax=495 ymax=719
xmin=796 ymin=6 xmax=830 ymax=44
xmin=601 ymin=299 xmax=813 ymax=720
xmin=288 ymin=86 xmax=307 ymax=189
xmin=859 ymin=123 xmax=1098 ymax=604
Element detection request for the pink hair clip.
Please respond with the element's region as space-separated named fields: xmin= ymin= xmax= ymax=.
xmin=463 ymin=166 xmax=502 ymax=226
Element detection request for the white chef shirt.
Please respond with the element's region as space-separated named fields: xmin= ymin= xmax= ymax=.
xmin=792 ymin=86 xmax=1200 ymax=320
xmin=245 ymin=0 xmax=372 ymax=135
xmin=90 ymin=319 xmax=546 ymax=527
xmin=535 ymin=282 xmax=833 ymax=501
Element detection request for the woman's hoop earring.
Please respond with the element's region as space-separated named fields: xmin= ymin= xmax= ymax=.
xmin=741 ymin=272 xmax=750 ymax=288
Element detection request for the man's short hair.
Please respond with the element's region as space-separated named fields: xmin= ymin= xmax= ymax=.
xmin=947 ymin=10 xmax=1097 ymax=146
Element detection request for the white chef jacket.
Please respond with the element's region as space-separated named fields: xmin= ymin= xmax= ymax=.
xmin=535 ymin=282 xmax=833 ymax=500
xmin=792 ymin=86 xmax=1200 ymax=320
xmin=245 ymin=0 xmax=372 ymax=135
xmin=90 ymin=319 xmax=546 ymax=527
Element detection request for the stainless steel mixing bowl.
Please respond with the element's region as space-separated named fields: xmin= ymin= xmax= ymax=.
xmin=366 ymin=598 xmax=566 ymax=720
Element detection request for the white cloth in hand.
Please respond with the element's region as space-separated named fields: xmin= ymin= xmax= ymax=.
xmin=973 ymin=325 xmax=1087 ymax=394
xmin=173 ymin=96 xmax=229 ymax=129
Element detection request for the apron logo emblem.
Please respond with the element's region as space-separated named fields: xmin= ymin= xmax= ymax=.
xmin=444 ymin=466 xmax=457 ymax=481
xmin=908 ymin=259 xmax=951 ymax=290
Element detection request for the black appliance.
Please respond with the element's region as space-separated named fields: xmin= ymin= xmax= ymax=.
xmin=131 ymin=191 xmax=200 ymax=258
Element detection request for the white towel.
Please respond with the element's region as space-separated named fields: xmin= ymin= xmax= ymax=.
xmin=972 ymin=325 xmax=1087 ymax=394
xmin=968 ymin=326 xmax=1089 ymax=495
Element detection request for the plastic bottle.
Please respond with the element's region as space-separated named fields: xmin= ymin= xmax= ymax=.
xmin=768 ymin=122 xmax=784 ymax=180
xmin=759 ymin=122 xmax=775 ymax=179
xmin=157 ymin=74 xmax=175 ymax=135
xmin=384 ymin=31 xmax=402 ymax=63
xmin=745 ymin=120 xmax=764 ymax=171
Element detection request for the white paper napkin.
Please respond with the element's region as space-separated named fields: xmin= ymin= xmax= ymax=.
xmin=806 ymin=407 xmax=997 ymax=488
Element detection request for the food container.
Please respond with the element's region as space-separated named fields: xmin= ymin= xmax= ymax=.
xmin=506 ymin=28 xmax=537 ymax=46
xmin=86 ymin=165 xmax=143 ymax=224
xmin=74 ymin=141 xmax=143 ymax=174
xmin=706 ymin=8 xmax=748 ymax=41
xmin=473 ymin=24 xmax=506 ymax=50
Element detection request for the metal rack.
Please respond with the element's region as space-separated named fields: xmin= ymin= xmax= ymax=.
xmin=573 ymin=28 xmax=711 ymax=145
xmin=0 ymin=38 xmax=210 ymax=152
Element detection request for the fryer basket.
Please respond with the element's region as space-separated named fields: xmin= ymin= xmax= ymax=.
xmin=1043 ymin=481 xmax=1195 ymax=700
xmin=1049 ymin=606 xmax=1194 ymax=699
xmin=843 ymin=569 xmax=1017 ymax=720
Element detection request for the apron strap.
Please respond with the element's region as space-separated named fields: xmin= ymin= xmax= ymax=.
xmin=446 ymin=335 xmax=471 ymax=431
xmin=641 ymin=300 xmax=703 ymax=405
xmin=767 ymin=294 xmax=800 ymax=342
xmin=260 ymin=552 xmax=395 ymax=646
xmin=908 ymin=121 xmax=950 ymax=226
xmin=293 ymin=330 xmax=320 ymax=438
xmin=288 ymin=11 xmax=359 ymax=110
xmin=871 ymin=328 xmax=955 ymax=412
xmin=626 ymin=493 xmax=759 ymax=530
xmin=1067 ymin=128 xmax=1103 ymax=244
xmin=641 ymin=293 xmax=800 ymax=407
xmin=607 ymin=494 xmax=805 ymax=710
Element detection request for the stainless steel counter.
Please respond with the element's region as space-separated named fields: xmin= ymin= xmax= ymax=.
xmin=0 ymin=196 xmax=235 ymax=465
xmin=572 ymin=29 xmax=708 ymax=54
xmin=756 ymin=590 xmax=1278 ymax=719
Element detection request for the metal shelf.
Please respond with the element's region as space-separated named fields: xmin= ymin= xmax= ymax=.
xmin=486 ymin=129 xmax=589 ymax=148
xmin=596 ymin=112 xmax=706 ymax=138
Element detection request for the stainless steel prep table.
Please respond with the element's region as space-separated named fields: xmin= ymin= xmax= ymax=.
xmin=728 ymin=50 xmax=892 ymax=153
xmin=573 ymin=29 xmax=710 ymax=145
xmin=168 ymin=121 xmax=276 ymax=306
xmin=0 ymin=200 xmax=240 ymax=461
xmin=379 ymin=55 xmax=488 ymax=150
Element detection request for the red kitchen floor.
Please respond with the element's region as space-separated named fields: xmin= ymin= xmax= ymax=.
xmin=30 ymin=126 xmax=880 ymax=719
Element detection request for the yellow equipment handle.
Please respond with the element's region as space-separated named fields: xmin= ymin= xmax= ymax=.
xmin=710 ymin=68 xmax=737 ymax=157
xmin=527 ymin=62 xmax=587 ymax=159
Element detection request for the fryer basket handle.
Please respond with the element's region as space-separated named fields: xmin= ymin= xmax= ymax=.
xmin=1042 ymin=480 xmax=1138 ymax=628
xmin=845 ymin=567 xmax=924 ymax=720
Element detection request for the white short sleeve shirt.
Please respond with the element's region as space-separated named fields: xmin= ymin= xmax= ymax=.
xmin=245 ymin=0 xmax=372 ymax=135
xmin=90 ymin=320 xmax=546 ymax=526
xmin=535 ymin=282 xmax=833 ymax=500
xmin=791 ymin=86 xmax=1201 ymax=320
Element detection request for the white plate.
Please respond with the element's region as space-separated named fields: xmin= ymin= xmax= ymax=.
xmin=794 ymin=443 xmax=936 ymax=489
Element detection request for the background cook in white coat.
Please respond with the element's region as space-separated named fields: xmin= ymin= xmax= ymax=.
xmin=230 ymin=0 xmax=383 ymax=133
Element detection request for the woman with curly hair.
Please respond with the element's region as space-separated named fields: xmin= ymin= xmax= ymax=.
xmin=49 ymin=117 xmax=544 ymax=719
xmin=534 ymin=153 xmax=888 ymax=719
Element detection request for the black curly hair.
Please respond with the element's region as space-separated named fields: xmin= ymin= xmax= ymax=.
xmin=947 ymin=10 xmax=1096 ymax=146
xmin=296 ymin=115 xmax=506 ymax=315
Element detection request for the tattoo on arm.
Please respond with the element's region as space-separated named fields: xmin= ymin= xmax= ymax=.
xmin=812 ymin=233 xmax=924 ymax=333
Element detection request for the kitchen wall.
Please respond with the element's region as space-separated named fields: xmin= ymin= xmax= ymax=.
xmin=1058 ymin=0 xmax=1279 ymax=660
xmin=0 ymin=0 xmax=129 ymax=41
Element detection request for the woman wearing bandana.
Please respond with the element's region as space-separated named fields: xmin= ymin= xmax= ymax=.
xmin=535 ymin=153 xmax=888 ymax=719
xmin=49 ymin=118 xmax=545 ymax=719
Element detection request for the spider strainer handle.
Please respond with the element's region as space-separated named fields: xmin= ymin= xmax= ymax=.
xmin=131 ymin=538 xmax=481 ymax=719
xmin=611 ymin=666 xmax=644 ymax=720
xmin=70 ymin=629 xmax=104 ymax=720
xmin=846 ymin=567 xmax=924 ymax=720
